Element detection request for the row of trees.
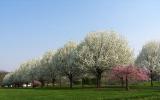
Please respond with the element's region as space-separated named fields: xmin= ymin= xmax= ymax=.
xmin=2 ymin=31 xmax=160 ymax=90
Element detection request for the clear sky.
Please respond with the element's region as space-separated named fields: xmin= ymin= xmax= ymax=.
xmin=1 ymin=0 xmax=160 ymax=71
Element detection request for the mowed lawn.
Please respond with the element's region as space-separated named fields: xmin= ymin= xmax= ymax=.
xmin=0 ymin=87 xmax=160 ymax=100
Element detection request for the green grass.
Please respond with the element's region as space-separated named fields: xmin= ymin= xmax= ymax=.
xmin=1 ymin=86 xmax=160 ymax=100
xmin=137 ymin=81 xmax=160 ymax=87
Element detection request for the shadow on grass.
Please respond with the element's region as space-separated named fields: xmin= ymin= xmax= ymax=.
xmin=1 ymin=85 xmax=160 ymax=92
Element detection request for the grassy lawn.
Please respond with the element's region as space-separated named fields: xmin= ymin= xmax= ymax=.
xmin=1 ymin=86 xmax=160 ymax=100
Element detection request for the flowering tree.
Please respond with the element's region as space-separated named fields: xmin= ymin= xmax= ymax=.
xmin=41 ymin=50 xmax=57 ymax=87
xmin=34 ymin=58 xmax=47 ymax=87
xmin=27 ymin=59 xmax=39 ymax=88
xmin=12 ymin=69 xmax=24 ymax=87
xmin=77 ymin=31 xmax=133 ymax=88
xmin=135 ymin=41 xmax=160 ymax=87
xmin=110 ymin=65 xmax=149 ymax=90
xmin=3 ymin=62 xmax=31 ymax=88
xmin=55 ymin=41 xmax=81 ymax=88
xmin=2 ymin=72 xmax=14 ymax=87
xmin=74 ymin=47 xmax=88 ymax=88
xmin=16 ymin=63 xmax=31 ymax=87
xmin=0 ymin=71 xmax=8 ymax=86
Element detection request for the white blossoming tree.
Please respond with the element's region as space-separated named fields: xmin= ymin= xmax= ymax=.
xmin=26 ymin=59 xmax=39 ymax=88
xmin=34 ymin=60 xmax=45 ymax=87
xmin=13 ymin=69 xmax=24 ymax=87
xmin=40 ymin=50 xmax=57 ymax=87
xmin=55 ymin=41 xmax=81 ymax=88
xmin=77 ymin=31 xmax=133 ymax=88
xmin=135 ymin=41 xmax=160 ymax=87
xmin=2 ymin=72 xmax=14 ymax=87
xmin=17 ymin=63 xmax=31 ymax=87
xmin=0 ymin=71 xmax=8 ymax=86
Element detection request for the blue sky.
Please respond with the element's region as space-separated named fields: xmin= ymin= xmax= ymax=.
xmin=1 ymin=0 xmax=160 ymax=71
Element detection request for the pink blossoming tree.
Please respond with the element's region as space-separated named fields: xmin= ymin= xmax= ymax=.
xmin=110 ymin=64 xmax=149 ymax=90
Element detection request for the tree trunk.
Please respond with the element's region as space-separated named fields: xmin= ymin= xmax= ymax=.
xmin=121 ymin=77 xmax=124 ymax=88
xmin=26 ymin=83 xmax=28 ymax=88
xmin=52 ymin=78 xmax=55 ymax=87
xmin=81 ymin=78 xmax=84 ymax=88
xmin=69 ymin=74 xmax=73 ymax=88
xmin=59 ymin=77 xmax=62 ymax=88
xmin=41 ymin=81 xmax=45 ymax=88
xmin=17 ymin=83 xmax=20 ymax=88
xmin=31 ymin=75 xmax=34 ymax=88
xmin=150 ymin=70 xmax=153 ymax=87
xmin=96 ymin=73 xmax=102 ymax=88
xmin=32 ymin=80 xmax=34 ymax=88
xmin=125 ymin=75 xmax=129 ymax=91
xmin=47 ymin=82 xmax=49 ymax=87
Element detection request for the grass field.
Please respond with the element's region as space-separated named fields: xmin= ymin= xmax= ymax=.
xmin=1 ymin=86 xmax=160 ymax=100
